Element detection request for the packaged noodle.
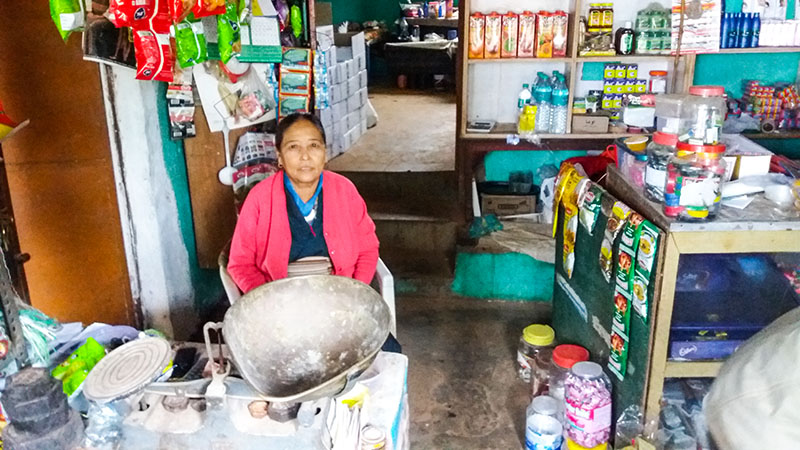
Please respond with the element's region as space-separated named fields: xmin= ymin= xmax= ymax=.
xmin=484 ymin=12 xmax=502 ymax=58
xmin=518 ymin=11 xmax=536 ymax=57
xmin=501 ymin=13 xmax=518 ymax=58
xmin=133 ymin=29 xmax=175 ymax=82
xmin=49 ymin=0 xmax=85 ymax=41
xmin=217 ymin=0 xmax=242 ymax=64
xmin=469 ymin=13 xmax=485 ymax=59
xmin=174 ymin=20 xmax=209 ymax=68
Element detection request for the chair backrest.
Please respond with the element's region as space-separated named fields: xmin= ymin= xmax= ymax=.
xmin=220 ymin=258 xmax=396 ymax=337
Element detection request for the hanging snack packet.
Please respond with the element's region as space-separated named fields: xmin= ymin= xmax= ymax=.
xmin=279 ymin=95 xmax=309 ymax=118
xmin=217 ymin=0 xmax=242 ymax=64
xmin=108 ymin=0 xmax=132 ymax=27
xmin=237 ymin=68 xmax=274 ymax=121
xmin=279 ymin=70 xmax=310 ymax=96
xmin=632 ymin=221 xmax=659 ymax=321
xmin=192 ymin=0 xmax=226 ymax=18
xmin=109 ymin=0 xmax=171 ymax=32
xmin=599 ymin=201 xmax=631 ymax=282
xmin=133 ymin=29 xmax=175 ymax=82
xmin=170 ymin=0 xmax=195 ymax=22
xmin=282 ymin=47 xmax=312 ymax=72
xmin=174 ymin=20 xmax=208 ymax=68
xmin=50 ymin=0 xmax=85 ymax=41
xmin=579 ymin=183 xmax=603 ymax=235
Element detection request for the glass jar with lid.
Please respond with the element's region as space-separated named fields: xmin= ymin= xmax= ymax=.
xmin=645 ymin=132 xmax=678 ymax=202
xmin=679 ymin=85 xmax=726 ymax=145
xmin=664 ymin=143 xmax=727 ymax=221
xmin=564 ymin=361 xmax=612 ymax=448
xmin=546 ymin=344 xmax=590 ymax=419
xmin=517 ymin=324 xmax=555 ymax=383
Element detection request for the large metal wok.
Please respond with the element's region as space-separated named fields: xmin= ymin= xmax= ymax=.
xmin=222 ymin=275 xmax=391 ymax=403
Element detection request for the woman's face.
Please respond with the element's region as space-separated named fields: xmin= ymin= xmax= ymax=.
xmin=278 ymin=119 xmax=326 ymax=188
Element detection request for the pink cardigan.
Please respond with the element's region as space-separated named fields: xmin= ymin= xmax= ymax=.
xmin=228 ymin=170 xmax=380 ymax=293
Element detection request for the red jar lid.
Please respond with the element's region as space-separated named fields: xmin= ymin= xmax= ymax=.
xmin=676 ymin=142 xmax=726 ymax=154
xmin=689 ymin=85 xmax=725 ymax=97
xmin=653 ymin=132 xmax=678 ymax=146
xmin=552 ymin=344 xmax=590 ymax=369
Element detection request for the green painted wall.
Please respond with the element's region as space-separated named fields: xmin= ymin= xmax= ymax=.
xmin=452 ymin=252 xmax=554 ymax=301
xmin=157 ymin=83 xmax=224 ymax=314
xmin=329 ymin=0 xmax=400 ymax=26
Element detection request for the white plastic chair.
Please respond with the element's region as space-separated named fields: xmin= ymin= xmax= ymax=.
xmin=219 ymin=256 xmax=397 ymax=337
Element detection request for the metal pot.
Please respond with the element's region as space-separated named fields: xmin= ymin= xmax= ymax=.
xmin=222 ymin=275 xmax=391 ymax=403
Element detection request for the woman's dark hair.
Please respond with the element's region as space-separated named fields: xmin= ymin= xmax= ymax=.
xmin=275 ymin=113 xmax=327 ymax=150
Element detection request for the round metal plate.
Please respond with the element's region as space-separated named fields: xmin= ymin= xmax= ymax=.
xmin=84 ymin=337 xmax=173 ymax=404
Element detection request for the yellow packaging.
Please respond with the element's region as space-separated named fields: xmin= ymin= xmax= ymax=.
xmin=469 ymin=13 xmax=485 ymax=59
xmin=536 ymin=12 xmax=554 ymax=58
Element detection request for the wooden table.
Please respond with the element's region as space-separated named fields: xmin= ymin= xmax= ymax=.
xmin=606 ymin=165 xmax=800 ymax=423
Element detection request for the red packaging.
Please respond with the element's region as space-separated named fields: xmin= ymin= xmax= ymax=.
xmin=484 ymin=12 xmax=502 ymax=58
xmin=192 ymin=0 xmax=226 ymax=18
xmin=109 ymin=0 xmax=171 ymax=32
xmin=501 ymin=13 xmax=519 ymax=58
xmin=134 ymin=29 xmax=174 ymax=82
xmin=169 ymin=0 xmax=194 ymax=22
xmin=108 ymin=0 xmax=134 ymax=27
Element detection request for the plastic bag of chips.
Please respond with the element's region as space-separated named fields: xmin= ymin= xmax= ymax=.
xmin=174 ymin=20 xmax=208 ymax=68
xmin=133 ymin=29 xmax=175 ymax=82
xmin=109 ymin=0 xmax=171 ymax=32
xmin=192 ymin=0 xmax=226 ymax=18
xmin=217 ymin=0 xmax=241 ymax=64
xmin=170 ymin=0 xmax=196 ymax=22
xmin=49 ymin=0 xmax=85 ymax=41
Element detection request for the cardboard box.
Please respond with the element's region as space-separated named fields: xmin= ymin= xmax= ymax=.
xmin=318 ymin=107 xmax=333 ymax=128
xmin=335 ymin=63 xmax=347 ymax=83
xmin=358 ymin=70 xmax=368 ymax=88
xmin=347 ymin=59 xmax=359 ymax=78
xmin=330 ymin=84 xmax=344 ymax=104
xmin=360 ymin=119 xmax=368 ymax=134
xmin=332 ymin=102 xmax=346 ymax=120
xmin=336 ymin=46 xmax=353 ymax=62
xmin=571 ymin=115 xmax=609 ymax=134
xmin=346 ymin=111 xmax=360 ymax=130
xmin=347 ymin=76 xmax=360 ymax=97
xmin=347 ymin=94 xmax=360 ymax=113
xmin=351 ymin=32 xmax=366 ymax=56
xmin=357 ymin=88 xmax=368 ymax=106
xmin=350 ymin=124 xmax=362 ymax=142
xmin=481 ymin=194 xmax=536 ymax=216
xmin=359 ymin=106 xmax=368 ymax=121
xmin=722 ymin=134 xmax=774 ymax=180
xmin=316 ymin=25 xmax=335 ymax=47
xmin=333 ymin=120 xmax=345 ymax=138
xmin=354 ymin=53 xmax=367 ymax=71
xmin=343 ymin=129 xmax=354 ymax=150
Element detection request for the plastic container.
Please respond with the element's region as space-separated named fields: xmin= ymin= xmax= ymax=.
xmin=664 ymin=149 xmax=727 ymax=221
xmin=534 ymin=72 xmax=553 ymax=133
xmin=679 ymin=85 xmax=726 ymax=145
xmin=649 ymin=70 xmax=668 ymax=94
xmin=617 ymin=136 xmax=649 ymax=187
xmin=527 ymin=395 xmax=561 ymax=420
xmin=645 ymin=131 xmax=678 ymax=202
xmin=517 ymin=324 xmax=555 ymax=383
xmin=655 ymin=94 xmax=684 ymax=134
xmin=565 ymin=361 xmax=612 ymax=448
xmin=525 ymin=412 xmax=563 ymax=450
xmin=550 ymin=72 xmax=569 ymax=134
xmin=546 ymin=344 xmax=590 ymax=420
xmin=566 ymin=439 xmax=609 ymax=450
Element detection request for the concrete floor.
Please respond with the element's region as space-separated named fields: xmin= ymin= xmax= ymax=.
xmin=326 ymin=89 xmax=456 ymax=172
xmin=397 ymin=281 xmax=551 ymax=449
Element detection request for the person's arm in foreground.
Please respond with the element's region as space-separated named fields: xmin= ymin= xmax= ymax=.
xmin=351 ymin=192 xmax=380 ymax=284
xmin=228 ymin=194 xmax=268 ymax=293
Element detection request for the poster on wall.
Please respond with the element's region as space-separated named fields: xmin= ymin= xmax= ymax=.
xmin=81 ymin=0 xmax=136 ymax=70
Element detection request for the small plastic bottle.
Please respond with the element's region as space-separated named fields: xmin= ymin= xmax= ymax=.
xmin=615 ymin=21 xmax=635 ymax=55
xmin=526 ymin=395 xmax=561 ymax=421
xmin=518 ymin=83 xmax=532 ymax=113
xmin=525 ymin=410 xmax=563 ymax=450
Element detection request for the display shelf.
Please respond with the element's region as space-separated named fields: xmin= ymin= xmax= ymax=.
xmin=742 ymin=131 xmax=800 ymax=139
xmin=715 ymin=46 xmax=800 ymax=54
xmin=463 ymin=122 xmax=640 ymax=140
xmin=405 ymin=17 xmax=459 ymax=28
xmin=664 ymin=361 xmax=723 ymax=378
xmin=575 ymin=54 xmax=675 ymax=62
xmin=467 ymin=57 xmax=573 ymax=64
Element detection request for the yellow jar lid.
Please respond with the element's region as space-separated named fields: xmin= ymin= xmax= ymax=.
xmin=624 ymin=136 xmax=649 ymax=151
xmin=523 ymin=324 xmax=555 ymax=346
xmin=566 ymin=439 xmax=608 ymax=450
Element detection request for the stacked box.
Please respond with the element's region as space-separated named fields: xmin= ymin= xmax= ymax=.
xmin=601 ymin=64 xmax=647 ymax=111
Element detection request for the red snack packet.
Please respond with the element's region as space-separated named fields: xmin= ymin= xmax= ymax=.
xmin=108 ymin=0 xmax=134 ymax=27
xmin=191 ymin=0 xmax=225 ymax=18
xmin=109 ymin=0 xmax=171 ymax=32
xmin=169 ymin=0 xmax=195 ymax=22
xmin=133 ymin=29 xmax=174 ymax=82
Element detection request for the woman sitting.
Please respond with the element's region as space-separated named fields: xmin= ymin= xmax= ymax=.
xmin=227 ymin=113 xmax=380 ymax=293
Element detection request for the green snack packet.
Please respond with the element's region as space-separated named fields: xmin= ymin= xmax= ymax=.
xmin=49 ymin=0 xmax=85 ymax=41
xmin=218 ymin=0 xmax=242 ymax=64
xmin=175 ymin=21 xmax=209 ymax=68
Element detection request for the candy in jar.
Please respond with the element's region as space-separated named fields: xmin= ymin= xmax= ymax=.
xmin=565 ymin=361 xmax=612 ymax=448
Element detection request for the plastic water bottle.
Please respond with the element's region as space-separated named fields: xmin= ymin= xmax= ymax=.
xmin=518 ymin=84 xmax=532 ymax=113
xmin=550 ymin=72 xmax=569 ymax=134
xmin=525 ymin=412 xmax=563 ymax=450
xmin=533 ymin=72 xmax=552 ymax=133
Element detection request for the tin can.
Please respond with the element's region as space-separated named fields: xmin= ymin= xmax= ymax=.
xmin=360 ymin=425 xmax=387 ymax=449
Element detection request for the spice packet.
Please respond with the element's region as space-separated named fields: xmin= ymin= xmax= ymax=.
xmin=166 ymin=70 xmax=196 ymax=140
xmin=279 ymin=70 xmax=310 ymax=96
xmin=133 ymin=29 xmax=174 ymax=82
xmin=279 ymin=94 xmax=309 ymax=118
xmin=282 ymin=47 xmax=312 ymax=72
xmin=484 ymin=12 xmax=502 ymax=58
xmin=518 ymin=11 xmax=536 ymax=57
xmin=501 ymin=13 xmax=519 ymax=58
xmin=633 ymin=221 xmax=659 ymax=321
xmin=599 ymin=201 xmax=631 ymax=282
xmin=608 ymin=315 xmax=629 ymax=380
xmin=616 ymin=213 xmax=644 ymax=290
xmin=50 ymin=0 xmax=85 ymax=41
xmin=552 ymin=163 xmax=586 ymax=237
xmin=578 ymin=184 xmax=603 ymax=235
xmin=217 ymin=0 xmax=242 ymax=64
xmin=468 ymin=13 xmax=485 ymax=59
xmin=174 ymin=20 xmax=209 ymax=68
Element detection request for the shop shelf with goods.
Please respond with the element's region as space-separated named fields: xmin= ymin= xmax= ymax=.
xmin=604 ymin=164 xmax=800 ymax=425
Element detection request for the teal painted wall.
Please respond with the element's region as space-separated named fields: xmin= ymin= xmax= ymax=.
xmin=484 ymin=150 xmax=588 ymax=183
xmin=452 ymin=252 xmax=554 ymax=301
xmin=157 ymin=83 xmax=224 ymax=314
xmin=329 ymin=0 xmax=400 ymax=26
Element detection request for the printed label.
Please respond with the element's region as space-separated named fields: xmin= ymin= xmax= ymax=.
xmin=566 ymin=399 xmax=612 ymax=433
xmin=525 ymin=426 xmax=563 ymax=450
xmin=645 ymin=167 xmax=667 ymax=193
